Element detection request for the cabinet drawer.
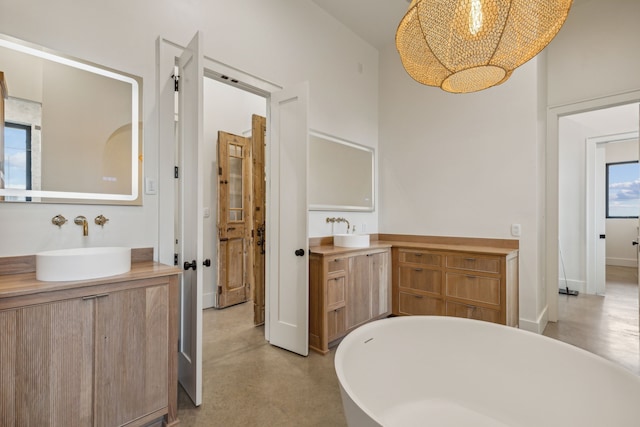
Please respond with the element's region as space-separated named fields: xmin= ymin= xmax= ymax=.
xmin=445 ymin=273 xmax=501 ymax=305
xmin=446 ymin=301 xmax=501 ymax=324
xmin=327 ymin=276 xmax=346 ymax=309
xmin=327 ymin=257 xmax=348 ymax=274
xmin=398 ymin=266 xmax=441 ymax=295
xmin=399 ymin=250 xmax=441 ymax=267
xmin=327 ymin=307 xmax=346 ymax=342
xmin=398 ymin=292 xmax=443 ymax=316
xmin=446 ymin=255 xmax=500 ymax=274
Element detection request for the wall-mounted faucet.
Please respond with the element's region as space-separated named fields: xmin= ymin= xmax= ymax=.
xmin=51 ymin=214 xmax=67 ymax=228
xmin=326 ymin=217 xmax=350 ymax=233
xmin=74 ymin=216 xmax=88 ymax=236
xmin=95 ymin=214 xmax=109 ymax=227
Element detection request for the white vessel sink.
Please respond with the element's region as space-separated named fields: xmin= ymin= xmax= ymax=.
xmin=36 ymin=247 xmax=131 ymax=281
xmin=334 ymin=234 xmax=370 ymax=248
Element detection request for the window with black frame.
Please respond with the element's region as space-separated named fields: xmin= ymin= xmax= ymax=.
xmin=3 ymin=122 xmax=31 ymax=201
xmin=606 ymin=160 xmax=640 ymax=218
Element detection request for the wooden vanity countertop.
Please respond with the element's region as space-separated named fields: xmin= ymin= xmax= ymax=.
xmin=0 ymin=261 xmax=181 ymax=300
xmin=380 ymin=240 xmax=518 ymax=256
xmin=309 ymin=242 xmax=393 ymax=256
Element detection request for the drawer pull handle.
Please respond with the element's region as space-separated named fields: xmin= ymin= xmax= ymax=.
xmin=334 ymin=258 xmax=342 ymax=262
xmin=414 ymin=268 xmax=423 ymax=272
xmin=82 ymin=293 xmax=109 ymax=301
xmin=414 ymin=253 xmax=423 ymax=257
xmin=413 ymin=295 xmax=424 ymax=299
xmin=464 ymin=258 xmax=476 ymax=262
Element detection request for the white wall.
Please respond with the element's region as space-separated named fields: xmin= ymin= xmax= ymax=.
xmin=558 ymin=116 xmax=591 ymax=292
xmin=605 ymin=139 xmax=639 ymax=267
xmin=378 ymin=0 xmax=640 ymax=331
xmin=0 ymin=0 xmax=379 ymax=257
xmin=547 ymin=0 xmax=640 ymax=107
xmin=378 ymin=43 xmax=543 ymax=329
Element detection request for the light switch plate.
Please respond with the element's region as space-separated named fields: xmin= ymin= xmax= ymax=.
xmin=511 ymin=223 xmax=521 ymax=237
xmin=145 ymin=177 xmax=157 ymax=195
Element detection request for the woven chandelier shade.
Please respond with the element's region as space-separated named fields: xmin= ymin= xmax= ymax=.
xmin=396 ymin=0 xmax=573 ymax=93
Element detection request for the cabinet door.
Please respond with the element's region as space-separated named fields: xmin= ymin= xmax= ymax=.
xmin=0 ymin=299 xmax=94 ymax=427
xmin=370 ymin=251 xmax=390 ymax=317
xmin=327 ymin=307 xmax=346 ymax=342
xmin=346 ymin=255 xmax=371 ymax=330
xmin=94 ymin=285 xmax=169 ymax=427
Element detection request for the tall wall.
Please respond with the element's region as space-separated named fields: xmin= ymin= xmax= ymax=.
xmin=378 ymin=0 xmax=640 ymax=331
xmin=0 ymin=0 xmax=379 ymax=256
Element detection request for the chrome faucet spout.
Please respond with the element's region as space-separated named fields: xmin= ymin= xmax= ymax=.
xmin=74 ymin=216 xmax=88 ymax=236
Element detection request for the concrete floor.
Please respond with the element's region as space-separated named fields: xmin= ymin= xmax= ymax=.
xmin=177 ymin=265 xmax=639 ymax=426
xmin=176 ymin=302 xmax=347 ymax=427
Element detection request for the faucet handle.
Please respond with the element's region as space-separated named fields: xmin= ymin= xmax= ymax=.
xmin=51 ymin=214 xmax=67 ymax=228
xmin=95 ymin=214 xmax=109 ymax=227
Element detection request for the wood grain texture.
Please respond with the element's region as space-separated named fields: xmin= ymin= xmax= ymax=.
xmin=393 ymin=245 xmax=518 ymax=327
xmin=94 ymin=285 xmax=168 ymax=427
xmin=0 ymin=261 xmax=180 ymax=303
xmin=251 ymin=114 xmax=266 ymax=326
xmin=0 ymin=310 xmax=16 ymax=426
xmin=0 ymin=269 xmax=180 ymax=427
xmin=378 ymin=234 xmax=519 ymax=250
xmin=309 ymin=248 xmax=391 ymax=354
xmin=1 ymin=299 xmax=94 ymax=426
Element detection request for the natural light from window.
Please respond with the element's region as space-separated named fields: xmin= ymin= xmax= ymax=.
xmin=607 ymin=161 xmax=640 ymax=218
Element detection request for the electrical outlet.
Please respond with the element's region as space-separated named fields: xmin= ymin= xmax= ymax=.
xmin=511 ymin=223 xmax=521 ymax=237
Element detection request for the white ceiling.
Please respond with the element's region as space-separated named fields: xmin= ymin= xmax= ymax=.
xmin=311 ymin=0 xmax=592 ymax=51
xmin=311 ymin=0 xmax=409 ymax=49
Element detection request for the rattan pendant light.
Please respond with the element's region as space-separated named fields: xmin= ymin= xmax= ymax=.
xmin=396 ymin=0 xmax=573 ymax=93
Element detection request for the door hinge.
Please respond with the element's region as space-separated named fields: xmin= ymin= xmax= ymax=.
xmin=174 ymin=253 xmax=179 ymax=266
xmin=174 ymin=166 xmax=179 ymax=178
xmin=217 ymin=286 xmax=222 ymax=295
xmin=172 ymin=74 xmax=180 ymax=92
xmin=218 ymin=166 xmax=222 ymax=176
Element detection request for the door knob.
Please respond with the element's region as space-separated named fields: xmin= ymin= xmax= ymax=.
xmin=203 ymin=259 xmax=211 ymax=267
xmin=184 ymin=260 xmax=197 ymax=270
xmin=295 ymin=249 xmax=305 ymax=257
xmin=632 ymin=241 xmax=639 ymax=246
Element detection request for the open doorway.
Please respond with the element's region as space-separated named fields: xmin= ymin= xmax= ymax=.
xmin=558 ymin=102 xmax=639 ymax=297
xmin=202 ymin=77 xmax=266 ymax=324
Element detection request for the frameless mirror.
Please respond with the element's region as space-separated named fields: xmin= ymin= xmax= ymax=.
xmin=0 ymin=33 xmax=142 ymax=204
xmin=308 ymin=131 xmax=374 ymax=212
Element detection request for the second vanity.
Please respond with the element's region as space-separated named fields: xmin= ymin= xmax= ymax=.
xmin=0 ymin=249 xmax=180 ymax=427
xmin=309 ymin=234 xmax=519 ymax=354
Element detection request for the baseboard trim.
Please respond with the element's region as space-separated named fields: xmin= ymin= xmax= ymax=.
xmin=606 ymin=258 xmax=637 ymax=268
xmin=519 ymin=305 xmax=548 ymax=334
xmin=203 ymin=292 xmax=215 ymax=309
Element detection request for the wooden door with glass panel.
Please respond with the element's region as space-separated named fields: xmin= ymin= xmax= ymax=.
xmin=217 ymin=131 xmax=251 ymax=308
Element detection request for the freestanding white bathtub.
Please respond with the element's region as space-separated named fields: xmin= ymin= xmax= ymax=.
xmin=335 ymin=316 xmax=640 ymax=427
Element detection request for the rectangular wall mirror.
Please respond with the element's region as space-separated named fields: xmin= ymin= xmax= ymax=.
xmin=0 ymin=33 xmax=142 ymax=204
xmin=309 ymin=131 xmax=374 ymax=212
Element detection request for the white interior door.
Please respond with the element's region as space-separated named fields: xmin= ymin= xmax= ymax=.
xmin=177 ymin=32 xmax=204 ymax=405
xmin=595 ymin=144 xmax=606 ymax=294
xmin=267 ymin=82 xmax=309 ymax=356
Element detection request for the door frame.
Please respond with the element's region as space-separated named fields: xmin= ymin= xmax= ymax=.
xmin=546 ymin=90 xmax=640 ymax=323
xmin=157 ymin=36 xmax=283 ymax=333
xmin=585 ymin=132 xmax=639 ymax=295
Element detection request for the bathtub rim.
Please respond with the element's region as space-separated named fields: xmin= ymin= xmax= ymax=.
xmin=334 ymin=315 xmax=640 ymax=426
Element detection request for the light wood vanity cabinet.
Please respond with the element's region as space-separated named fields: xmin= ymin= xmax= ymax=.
xmin=309 ymin=245 xmax=391 ymax=354
xmin=392 ymin=246 xmax=519 ymax=327
xmin=0 ymin=260 xmax=180 ymax=427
